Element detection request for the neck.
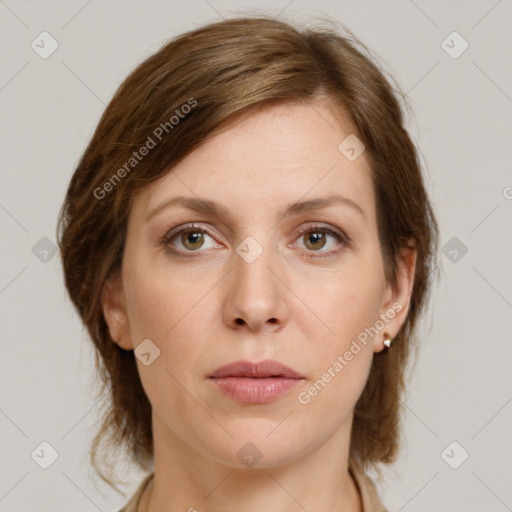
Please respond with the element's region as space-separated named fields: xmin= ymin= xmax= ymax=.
xmin=141 ymin=411 xmax=363 ymax=512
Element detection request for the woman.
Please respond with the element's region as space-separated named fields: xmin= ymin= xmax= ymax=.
xmin=57 ymin=16 xmax=439 ymax=512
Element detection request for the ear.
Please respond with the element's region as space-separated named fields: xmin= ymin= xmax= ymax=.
xmin=374 ymin=240 xmax=417 ymax=353
xmin=101 ymin=270 xmax=133 ymax=350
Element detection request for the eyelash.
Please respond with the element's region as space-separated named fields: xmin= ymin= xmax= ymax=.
xmin=159 ymin=223 xmax=350 ymax=260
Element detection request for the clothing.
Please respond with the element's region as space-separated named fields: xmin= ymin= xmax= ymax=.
xmin=118 ymin=463 xmax=387 ymax=512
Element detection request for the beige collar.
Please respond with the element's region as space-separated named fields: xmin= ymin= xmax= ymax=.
xmin=120 ymin=464 xmax=387 ymax=512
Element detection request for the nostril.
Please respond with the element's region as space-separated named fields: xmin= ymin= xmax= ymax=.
xmin=235 ymin=318 xmax=244 ymax=325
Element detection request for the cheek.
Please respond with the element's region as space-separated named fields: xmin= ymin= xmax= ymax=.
xmin=296 ymin=255 xmax=385 ymax=345
xmin=120 ymin=271 xmax=195 ymax=417
xmin=295 ymin=343 xmax=373 ymax=443
xmin=294 ymin=256 xmax=384 ymax=406
xmin=124 ymin=253 xmax=213 ymax=342
xmin=123 ymin=265 xmax=209 ymax=418
xmin=123 ymin=256 xmax=221 ymax=385
xmin=296 ymin=269 xmax=380 ymax=420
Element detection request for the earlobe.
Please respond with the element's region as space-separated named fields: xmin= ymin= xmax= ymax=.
xmin=101 ymin=270 xmax=133 ymax=350
xmin=375 ymin=241 xmax=417 ymax=353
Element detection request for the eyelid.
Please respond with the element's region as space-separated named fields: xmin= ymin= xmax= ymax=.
xmin=161 ymin=222 xmax=213 ymax=244
xmin=295 ymin=222 xmax=349 ymax=242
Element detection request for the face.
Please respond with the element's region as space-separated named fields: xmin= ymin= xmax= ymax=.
xmin=102 ymin=100 xmax=416 ymax=469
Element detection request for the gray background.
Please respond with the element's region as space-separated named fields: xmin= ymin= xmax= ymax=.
xmin=1 ymin=0 xmax=511 ymax=510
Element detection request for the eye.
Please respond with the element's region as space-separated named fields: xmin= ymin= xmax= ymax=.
xmin=161 ymin=223 xmax=218 ymax=256
xmin=293 ymin=225 xmax=348 ymax=259
xmin=160 ymin=223 xmax=349 ymax=259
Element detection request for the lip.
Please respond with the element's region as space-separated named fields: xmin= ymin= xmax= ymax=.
xmin=209 ymin=359 xmax=304 ymax=404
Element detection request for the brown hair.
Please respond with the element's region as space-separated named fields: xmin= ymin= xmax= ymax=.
xmin=57 ymin=15 xmax=439 ymax=490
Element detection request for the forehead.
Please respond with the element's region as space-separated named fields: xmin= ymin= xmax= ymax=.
xmin=132 ymin=100 xmax=376 ymax=226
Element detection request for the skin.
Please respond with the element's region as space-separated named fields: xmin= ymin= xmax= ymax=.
xmin=102 ymin=99 xmax=416 ymax=512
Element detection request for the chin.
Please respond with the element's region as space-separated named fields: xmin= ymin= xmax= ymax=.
xmin=207 ymin=424 xmax=308 ymax=470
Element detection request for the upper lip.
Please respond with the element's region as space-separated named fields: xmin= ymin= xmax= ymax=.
xmin=210 ymin=359 xmax=304 ymax=379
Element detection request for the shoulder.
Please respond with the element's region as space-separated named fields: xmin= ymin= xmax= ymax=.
xmin=118 ymin=473 xmax=154 ymax=512
xmin=349 ymin=461 xmax=388 ymax=512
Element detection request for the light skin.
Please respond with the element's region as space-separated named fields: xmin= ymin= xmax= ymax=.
xmin=102 ymin=99 xmax=416 ymax=512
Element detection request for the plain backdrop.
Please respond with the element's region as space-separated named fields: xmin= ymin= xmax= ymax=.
xmin=0 ymin=1 xmax=511 ymax=511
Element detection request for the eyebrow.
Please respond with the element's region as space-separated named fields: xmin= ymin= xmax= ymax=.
xmin=145 ymin=194 xmax=366 ymax=223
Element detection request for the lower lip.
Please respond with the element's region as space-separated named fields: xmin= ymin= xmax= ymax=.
xmin=211 ymin=377 xmax=303 ymax=404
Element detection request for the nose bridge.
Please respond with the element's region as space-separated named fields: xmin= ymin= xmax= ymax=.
xmin=234 ymin=232 xmax=277 ymax=299
xmin=225 ymin=231 xmax=285 ymax=330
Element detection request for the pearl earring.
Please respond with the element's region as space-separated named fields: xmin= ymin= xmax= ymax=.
xmin=383 ymin=332 xmax=393 ymax=349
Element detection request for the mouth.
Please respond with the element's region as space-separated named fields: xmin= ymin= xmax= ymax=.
xmin=209 ymin=359 xmax=304 ymax=404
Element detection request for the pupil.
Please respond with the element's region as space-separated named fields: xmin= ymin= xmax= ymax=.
xmin=306 ymin=232 xmax=325 ymax=250
xmin=183 ymin=232 xmax=203 ymax=249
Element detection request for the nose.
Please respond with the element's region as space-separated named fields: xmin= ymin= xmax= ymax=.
xmin=223 ymin=239 xmax=288 ymax=333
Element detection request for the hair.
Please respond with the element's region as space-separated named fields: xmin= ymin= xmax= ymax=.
xmin=57 ymin=15 xmax=439 ymax=491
